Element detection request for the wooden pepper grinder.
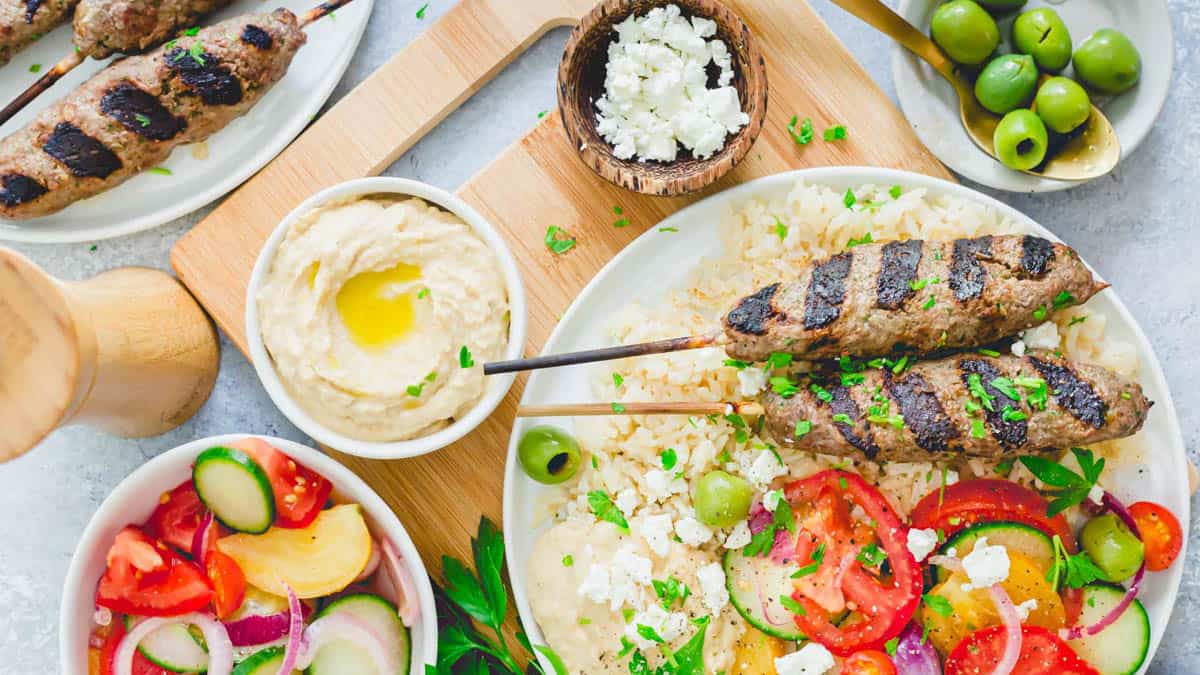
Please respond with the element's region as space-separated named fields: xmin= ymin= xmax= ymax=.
xmin=0 ymin=246 xmax=220 ymax=462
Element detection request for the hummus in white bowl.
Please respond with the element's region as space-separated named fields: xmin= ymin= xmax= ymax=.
xmin=257 ymin=194 xmax=509 ymax=442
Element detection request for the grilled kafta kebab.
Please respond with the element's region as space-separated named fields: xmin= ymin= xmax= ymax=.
xmin=760 ymin=350 xmax=1150 ymax=462
xmin=723 ymin=234 xmax=1105 ymax=361
xmin=0 ymin=0 xmax=77 ymax=67
xmin=0 ymin=10 xmax=304 ymax=218
xmin=73 ymin=0 xmax=234 ymax=58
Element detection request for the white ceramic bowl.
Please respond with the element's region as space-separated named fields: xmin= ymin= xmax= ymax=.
xmin=246 ymin=177 xmax=527 ymax=459
xmin=892 ymin=0 xmax=1174 ymax=193
xmin=60 ymin=434 xmax=438 ymax=673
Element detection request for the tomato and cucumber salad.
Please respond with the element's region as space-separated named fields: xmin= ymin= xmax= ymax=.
xmin=86 ymin=438 xmax=416 ymax=675
xmin=723 ymin=459 xmax=1183 ymax=675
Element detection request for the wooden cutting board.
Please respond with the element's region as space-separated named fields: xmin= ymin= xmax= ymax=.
xmin=172 ymin=0 xmax=951 ymax=607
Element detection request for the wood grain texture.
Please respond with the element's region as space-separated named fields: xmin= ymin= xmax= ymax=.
xmin=170 ymin=0 xmax=953 ymax=637
xmin=559 ymin=0 xmax=768 ymax=195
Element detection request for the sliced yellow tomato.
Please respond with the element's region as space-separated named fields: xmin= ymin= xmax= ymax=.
xmin=731 ymin=627 xmax=789 ymax=675
xmin=919 ymin=551 xmax=1065 ymax=656
xmin=217 ymin=504 xmax=372 ymax=599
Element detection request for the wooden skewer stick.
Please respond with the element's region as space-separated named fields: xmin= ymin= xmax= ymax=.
xmin=485 ymin=331 xmax=725 ymax=376
xmin=0 ymin=0 xmax=356 ymax=127
xmin=517 ymin=401 xmax=765 ymax=418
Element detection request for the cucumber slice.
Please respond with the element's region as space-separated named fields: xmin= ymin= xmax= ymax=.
xmin=124 ymin=616 xmax=208 ymax=673
xmin=308 ymin=593 xmax=410 ymax=675
xmin=936 ymin=521 xmax=1054 ymax=583
xmin=193 ymin=446 xmax=276 ymax=534
xmin=1068 ymin=583 xmax=1150 ymax=675
xmin=231 ymin=645 xmax=298 ymax=675
xmin=723 ymin=548 xmax=808 ymax=641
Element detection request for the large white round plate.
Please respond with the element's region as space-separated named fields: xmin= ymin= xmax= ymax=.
xmin=0 ymin=0 xmax=372 ymax=243
xmin=504 ymin=167 xmax=1188 ymax=673
xmin=892 ymin=0 xmax=1173 ymax=193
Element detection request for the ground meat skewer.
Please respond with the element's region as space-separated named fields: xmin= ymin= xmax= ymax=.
xmin=723 ymin=235 xmax=1106 ymax=362
xmin=761 ymin=350 xmax=1151 ymax=462
xmin=0 ymin=9 xmax=306 ymax=218
xmin=0 ymin=0 xmax=78 ymax=67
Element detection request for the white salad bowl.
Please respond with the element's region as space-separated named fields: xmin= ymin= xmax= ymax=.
xmin=892 ymin=0 xmax=1174 ymax=193
xmin=60 ymin=434 xmax=438 ymax=673
xmin=246 ymin=176 xmax=528 ymax=459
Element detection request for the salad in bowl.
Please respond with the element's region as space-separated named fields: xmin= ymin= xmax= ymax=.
xmin=61 ymin=434 xmax=436 ymax=674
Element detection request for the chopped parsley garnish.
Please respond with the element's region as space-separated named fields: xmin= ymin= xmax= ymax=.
xmin=612 ymin=217 xmax=630 ymax=228
xmin=866 ymin=412 xmax=905 ymax=429
xmin=537 ymin=110 xmax=548 ymax=119
xmin=856 ymin=542 xmax=885 ymax=567
xmin=989 ymin=377 xmax=1021 ymax=402
xmin=544 ymin=225 xmax=576 ymax=254
xmin=622 ymin=608 xmax=636 ymax=624
xmin=846 ymin=232 xmax=874 ymax=248
xmin=923 ymin=593 xmax=953 ymax=617
xmin=587 ymin=490 xmax=629 ymax=532
xmin=1120 ymin=391 xmax=1132 ymax=400
xmin=970 ymin=419 xmax=986 ymax=439
xmin=459 ymin=345 xmax=474 ymax=368
xmin=185 ymin=41 xmax=206 ymax=66
xmin=1019 ymin=447 xmax=1104 ymax=516
xmin=994 ymin=457 xmax=1015 ymax=475
xmin=823 ymin=125 xmax=847 ymax=141
xmin=922 ymin=295 xmax=936 ymax=310
xmin=723 ymin=359 xmax=750 ymax=370
xmin=779 ymin=595 xmax=807 ymax=616
xmin=416 ymin=2 xmax=430 ymax=19
xmin=889 ymin=185 xmax=903 ymax=199
xmin=978 ymin=348 xmax=1001 ymax=357
xmin=1014 ymin=375 xmax=1048 ymax=410
xmin=416 ymin=287 xmax=430 ymax=299
xmin=184 ymin=26 xmax=200 ymax=36
xmin=745 ymin=500 xmax=795 ymax=558
xmin=133 ymin=113 xmax=151 ymax=128
xmin=885 ymin=637 xmax=900 ymax=656
xmin=774 ymin=217 xmax=788 ymax=240
xmin=838 ymin=476 xmax=848 ymax=490
xmin=1069 ymin=316 xmax=1087 ymax=327
xmin=770 ymin=376 xmax=799 ymax=398
xmin=843 ymin=189 xmax=857 ymax=209
xmin=840 ymin=372 xmax=865 ymax=386
xmin=766 ymin=352 xmax=793 ymax=371
xmin=1001 ymin=406 xmax=1027 ymax=422
xmin=89 ymin=244 xmax=98 ymax=252
xmin=967 ymin=373 xmax=996 ymax=411
xmin=810 ymin=383 xmax=833 ymax=403
xmin=660 ymin=448 xmax=677 ymax=470
xmin=794 ymin=420 xmax=812 ymax=438
xmin=148 ymin=167 xmax=172 ymax=175
xmin=787 ymin=115 xmax=814 ymax=145
xmin=908 ymin=276 xmax=941 ymax=291
xmin=1053 ymin=290 xmax=1076 ymax=310
xmin=636 ymin=624 xmax=665 ymax=644
xmin=659 ymin=226 xmax=679 ymax=233
xmin=611 ymin=402 xmax=625 ymax=413
xmin=28 ymin=63 xmax=41 ymax=73
xmin=562 ymin=555 xmax=573 ymax=567
xmin=891 ymin=355 xmax=909 ymax=374
xmin=791 ymin=543 xmax=826 ymax=578
xmin=832 ymin=413 xmax=853 ymax=425
xmin=652 ymin=575 xmax=690 ymax=609
xmin=612 ymin=372 xmax=624 ymax=388
xmin=406 ymin=382 xmax=425 ymax=397
xmin=1046 ymin=534 xmax=1105 ymax=589
xmin=1033 ymin=304 xmax=1048 ymax=321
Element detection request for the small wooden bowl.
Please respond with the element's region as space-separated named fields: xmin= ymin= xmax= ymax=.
xmin=558 ymin=0 xmax=768 ymax=197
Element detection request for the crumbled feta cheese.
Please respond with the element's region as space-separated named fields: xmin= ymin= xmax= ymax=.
xmin=594 ymin=4 xmax=748 ymax=161
xmin=1022 ymin=322 xmax=1061 ymax=351
xmin=906 ymin=527 xmax=939 ymax=562
xmin=762 ymin=489 xmax=783 ymax=512
xmin=638 ymin=513 xmax=674 ymax=558
xmin=1015 ymin=598 xmax=1039 ymax=621
xmin=608 ymin=545 xmax=654 ymax=610
xmin=746 ymin=449 xmax=787 ymax=488
xmin=736 ymin=366 xmax=768 ymax=397
xmin=961 ymin=537 xmax=1011 ymax=591
xmin=723 ymin=520 xmax=752 ymax=549
xmin=775 ymin=642 xmax=836 ymax=675
xmin=616 ymin=487 xmax=641 ymax=517
xmin=675 ymin=516 xmax=714 ymax=546
xmin=626 ymin=604 xmax=688 ymax=649
xmin=1088 ymin=484 xmax=1105 ymax=506
xmin=578 ymin=564 xmax=610 ymax=604
xmin=643 ymin=469 xmax=688 ymax=503
xmin=696 ymin=562 xmax=729 ymax=614
xmin=1010 ymin=339 xmax=1027 ymax=357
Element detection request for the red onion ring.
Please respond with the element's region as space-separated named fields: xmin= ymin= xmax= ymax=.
xmin=277 ymin=585 xmax=304 ymax=675
xmin=355 ymin=539 xmax=381 ymax=583
xmin=757 ymin=585 xmax=789 ymax=626
xmin=222 ymin=603 xmax=313 ymax=646
xmin=768 ymin=529 xmax=794 ymax=565
xmin=748 ymin=503 xmax=771 ymax=534
xmin=114 ymin=613 xmax=232 ymax=675
xmin=890 ymin=622 xmax=942 ymax=675
xmin=988 ymin=584 xmax=1022 ymax=675
xmin=1058 ymin=490 xmax=1147 ymax=640
xmin=294 ymin=612 xmax=395 ymax=672
xmin=191 ymin=512 xmax=216 ymax=566
xmin=380 ymin=539 xmax=420 ymax=627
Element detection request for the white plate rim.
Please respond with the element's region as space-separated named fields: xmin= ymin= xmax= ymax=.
xmin=890 ymin=0 xmax=1175 ymax=193
xmin=0 ymin=0 xmax=374 ymax=244
xmin=503 ymin=166 xmax=1189 ymax=673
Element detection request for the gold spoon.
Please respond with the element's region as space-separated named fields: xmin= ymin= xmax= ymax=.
xmin=829 ymin=0 xmax=1120 ymax=181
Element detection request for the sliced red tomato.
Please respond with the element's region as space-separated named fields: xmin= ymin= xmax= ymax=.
xmin=98 ymin=617 xmax=171 ymax=675
xmin=842 ymin=649 xmax=898 ymax=675
xmin=96 ymin=527 xmax=213 ymax=617
xmin=784 ymin=471 xmax=921 ymax=656
xmin=1129 ymin=501 xmax=1183 ymax=571
xmin=232 ymin=437 xmax=333 ymax=528
xmin=206 ymin=549 xmax=247 ymax=619
xmin=144 ymin=481 xmax=208 ymax=555
xmin=945 ymin=625 xmax=1100 ymax=675
xmin=910 ymin=479 xmax=1077 ymax=552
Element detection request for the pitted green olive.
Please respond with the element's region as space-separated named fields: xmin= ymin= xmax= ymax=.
xmin=1073 ymin=29 xmax=1142 ymax=95
xmin=1034 ymin=76 xmax=1091 ymax=134
xmin=974 ymin=54 xmax=1038 ymax=114
xmin=993 ymin=109 xmax=1048 ymax=171
xmin=1012 ymin=8 xmax=1072 ymax=72
xmin=931 ymin=0 xmax=1000 ymax=66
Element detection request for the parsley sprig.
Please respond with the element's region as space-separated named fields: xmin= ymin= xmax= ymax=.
xmin=1045 ymin=533 xmax=1105 ymax=589
xmin=587 ymin=490 xmax=630 ymax=532
xmin=787 ymin=115 xmax=814 ymax=145
xmin=433 ymin=518 xmax=567 ymax=674
xmin=544 ymin=225 xmax=575 ymax=254
xmin=1019 ymin=447 xmax=1105 ymax=516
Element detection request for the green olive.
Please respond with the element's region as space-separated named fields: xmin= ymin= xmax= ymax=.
xmin=993 ymin=109 xmax=1048 ymax=171
xmin=1073 ymin=29 xmax=1142 ymax=95
xmin=518 ymin=425 xmax=582 ymax=485
xmin=931 ymin=0 xmax=1000 ymax=66
xmin=974 ymin=54 xmax=1038 ymax=114
xmin=975 ymin=0 xmax=1026 ymax=12
xmin=1012 ymin=8 xmax=1072 ymax=72
xmin=693 ymin=471 xmax=753 ymax=528
xmin=1034 ymin=76 xmax=1091 ymax=133
xmin=1081 ymin=513 xmax=1145 ymax=583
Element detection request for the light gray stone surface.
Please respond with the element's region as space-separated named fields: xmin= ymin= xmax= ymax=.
xmin=2 ymin=0 xmax=1196 ymax=671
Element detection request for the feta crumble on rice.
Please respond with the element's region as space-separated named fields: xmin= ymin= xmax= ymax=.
xmin=961 ymin=537 xmax=1011 ymax=591
xmin=675 ymin=516 xmax=714 ymax=546
xmin=723 ymin=520 xmax=752 ymax=549
xmin=1088 ymin=483 xmax=1106 ymax=505
xmin=775 ymin=642 xmax=836 ymax=675
xmin=906 ymin=527 xmax=939 ymax=562
xmin=626 ymin=604 xmax=689 ymax=649
xmin=616 ymin=487 xmax=641 ymax=517
xmin=763 ymin=489 xmax=784 ymax=512
xmin=696 ymin=561 xmax=729 ymax=614
xmin=737 ymin=366 xmax=768 ymax=397
xmin=637 ymin=513 xmax=674 ymax=557
xmin=594 ymin=4 xmax=749 ymax=161
xmin=1015 ymin=598 xmax=1039 ymax=621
